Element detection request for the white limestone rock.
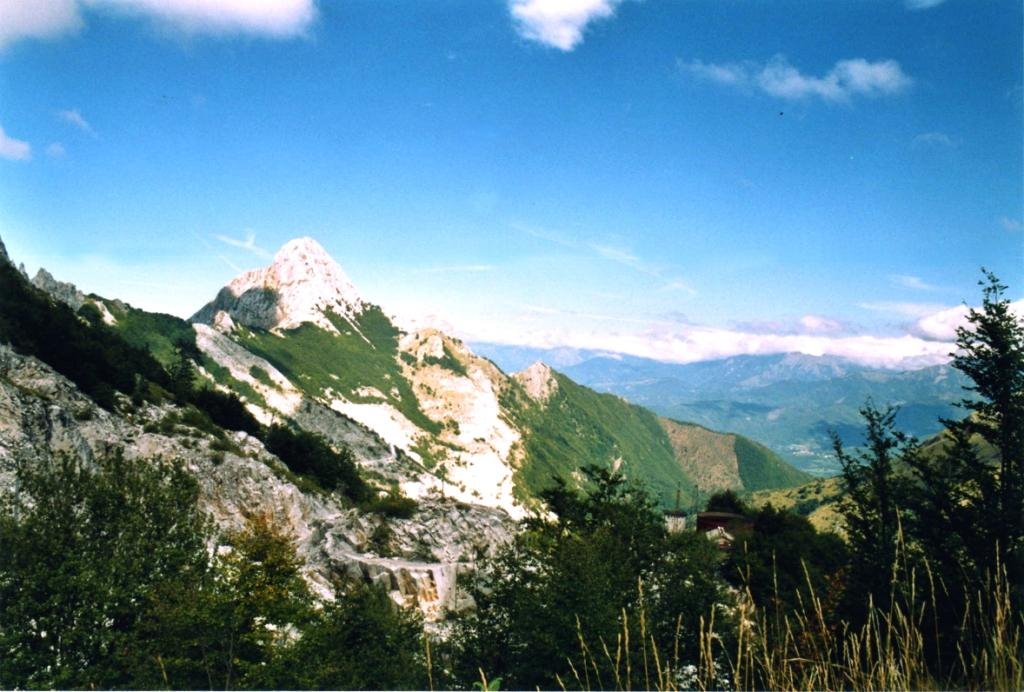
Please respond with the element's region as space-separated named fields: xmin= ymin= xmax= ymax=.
xmin=192 ymin=237 xmax=364 ymax=333
xmin=515 ymin=360 xmax=558 ymax=403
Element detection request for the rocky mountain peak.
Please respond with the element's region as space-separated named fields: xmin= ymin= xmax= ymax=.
xmin=515 ymin=360 xmax=558 ymax=402
xmin=32 ymin=268 xmax=87 ymax=312
xmin=192 ymin=237 xmax=364 ymax=333
xmin=269 ymin=236 xmax=352 ymax=287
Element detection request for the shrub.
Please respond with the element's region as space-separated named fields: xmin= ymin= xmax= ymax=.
xmin=264 ymin=424 xmax=370 ymax=502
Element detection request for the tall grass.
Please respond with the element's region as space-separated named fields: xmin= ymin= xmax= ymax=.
xmin=550 ymin=561 xmax=1021 ymax=691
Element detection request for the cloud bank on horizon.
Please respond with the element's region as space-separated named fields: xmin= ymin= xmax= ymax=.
xmin=438 ymin=299 xmax=1024 ymax=370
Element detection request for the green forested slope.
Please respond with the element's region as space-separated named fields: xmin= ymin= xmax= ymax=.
xmin=510 ymin=372 xmax=696 ymax=507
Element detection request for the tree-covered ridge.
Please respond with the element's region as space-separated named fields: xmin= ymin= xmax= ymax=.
xmin=660 ymin=417 xmax=810 ymax=499
xmin=0 ymin=260 xmax=369 ymax=503
xmin=734 ymin=432 xmax=810 ymax=490
xmin=509 ymin=370 xmax=699 ymax=508
xmin=0 ymin=262 xmax=169 ymax=410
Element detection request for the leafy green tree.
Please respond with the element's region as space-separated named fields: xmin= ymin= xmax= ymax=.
xmin=449 ymin=467 xmax=725 ymax=689
xmin=902 ymin=271 xmax=1024 ymax=675
xmin=209 ymin=514 xmax=315 ymax=689
xmin=726 ymin=504 xmax=847 ymax=627
xmin=269 ymin=583 xmax=427 ymax=689
xmin=705 ymin=488 xmax=749 ymax=515
xmin=937 ymin=272 xmax=1023 ymax=601
xmin=0 ymin=451 xmax=211 ymax=689
xmin=831 ymin=403 xmax=915 ymax=618
xmin=191 ymin=385 xmax=262 ymax=436
xmin=265 ymin=423 xmax=369 ymax=501
xmin=168 ymin=347 xmax=197 ymax=403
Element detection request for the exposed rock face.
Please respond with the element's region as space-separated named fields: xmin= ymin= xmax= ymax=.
xmin=32 ymin=268 xmax=88 ymax=312
xmin=191 ymin=237 xmax=532 ymax=514
xmin=0 ymin=344 xmax=514 ymax=620
xmin=515 ymin=360 xmax=558 ymax=402
xmin=398 ymin=329 xmax=525 ymax=516
xmin=191 ymin=237 xmax=364 ymax=333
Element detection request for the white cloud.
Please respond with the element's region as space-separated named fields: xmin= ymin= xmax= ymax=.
xmin=515 ymin=223 xmax=696 ymax=295
xmin=590 ymin=243 xmax=643 ymax=269
xmin=912 ymin=131 xmax=955 ymax=148
xmin=0 ymin=0 xmax=82 ymax=50
xmin=681 ymin=55 xmax=912 ymax=102
xmin=83 ymin=0 xmax=316 ymax=37
xmin=890 ymin=274 xmax=940 ymax=291
xmin=45 ymin=142 xmax=66 ymax=158
xmin=0 ymin=0 xmax=314 ymax=48
xmin=215 ymin=230 xmax=271 ymax=258
xmin=1000 ymin=216 xmax=1022 ymax=232
xmin=509 ymin=0 xmax=624 ymax=51
xmin=734 ymin=314 xmax=849 ymax=337
xmin=658 ymin=279 xmax=697 ymax=295
xmin=589 ymin=242 xmax=697 ymax=296
xmin=905 ymin=0 xmax=947 ymax=9
xmin=798 ymin=314 xmax=845 ymax=334
xmin=0 ymin=124 xmax=31 ymax=161
xmin=911 ymin=301 xmax=1024 ymax=342
xmin=58 ymin=108 xmax=97 ymax=137
xmin=912 ymin=304 xmax=969 ymax=341
xmin=462 ymin=315 xmax=955 ymax=369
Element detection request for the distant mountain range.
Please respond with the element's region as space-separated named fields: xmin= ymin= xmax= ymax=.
xmin=472 ymin=345 xmax=969 ymax=475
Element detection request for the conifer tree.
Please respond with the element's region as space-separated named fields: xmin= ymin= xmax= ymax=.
xmin=907 ymin=271 xmax=1024 ymax=608
xmin=832 ymin=403 xmax=915 ymax=617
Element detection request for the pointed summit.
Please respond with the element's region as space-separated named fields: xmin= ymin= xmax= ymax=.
xmin=192 ymin=236 xmax=364 ymax=332
xmin=515 ymin=360 xmax=558 ymax=402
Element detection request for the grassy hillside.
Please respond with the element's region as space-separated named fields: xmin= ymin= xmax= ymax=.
xmin=751 ymin=476 xmax=846 ymax=534
xmin=90 ymin=299 xmax=198 ymax=368
xmin=509 ymin=372 xmax=698 ymax=508
xmin=237 ymin=305 xmax=441 ymax=433
xmin=735 ymin=434 xmax=811 ymax=490
xmin=660 ymin=418 xmax=810 ymax=497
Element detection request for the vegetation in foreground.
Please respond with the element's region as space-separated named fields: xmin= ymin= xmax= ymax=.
xmin=0 ymin=270 xmax=1020 ymax=690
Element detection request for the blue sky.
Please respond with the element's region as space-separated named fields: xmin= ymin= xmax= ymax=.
xmin=0 ymin=0 xmax=1020 ymax=367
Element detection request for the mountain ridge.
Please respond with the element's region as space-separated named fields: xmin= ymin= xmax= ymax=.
xmin=470 ymin=346 xmax=967 ymax=475
xmin=13 ymin=235 xmax=808 ymax=513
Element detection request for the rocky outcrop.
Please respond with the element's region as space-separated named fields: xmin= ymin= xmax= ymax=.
xmin=191 ymin=237 xmax=364 ymax=333
xmin=515 ymin=361 xmax=558 ymax=402
xmin=32 ymin=268 xmax=88 ymax=312
xmin=398 ymin=329 xmax=525 ymax=515
xmin=0 ymin=344 xmax=514 ymax=620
